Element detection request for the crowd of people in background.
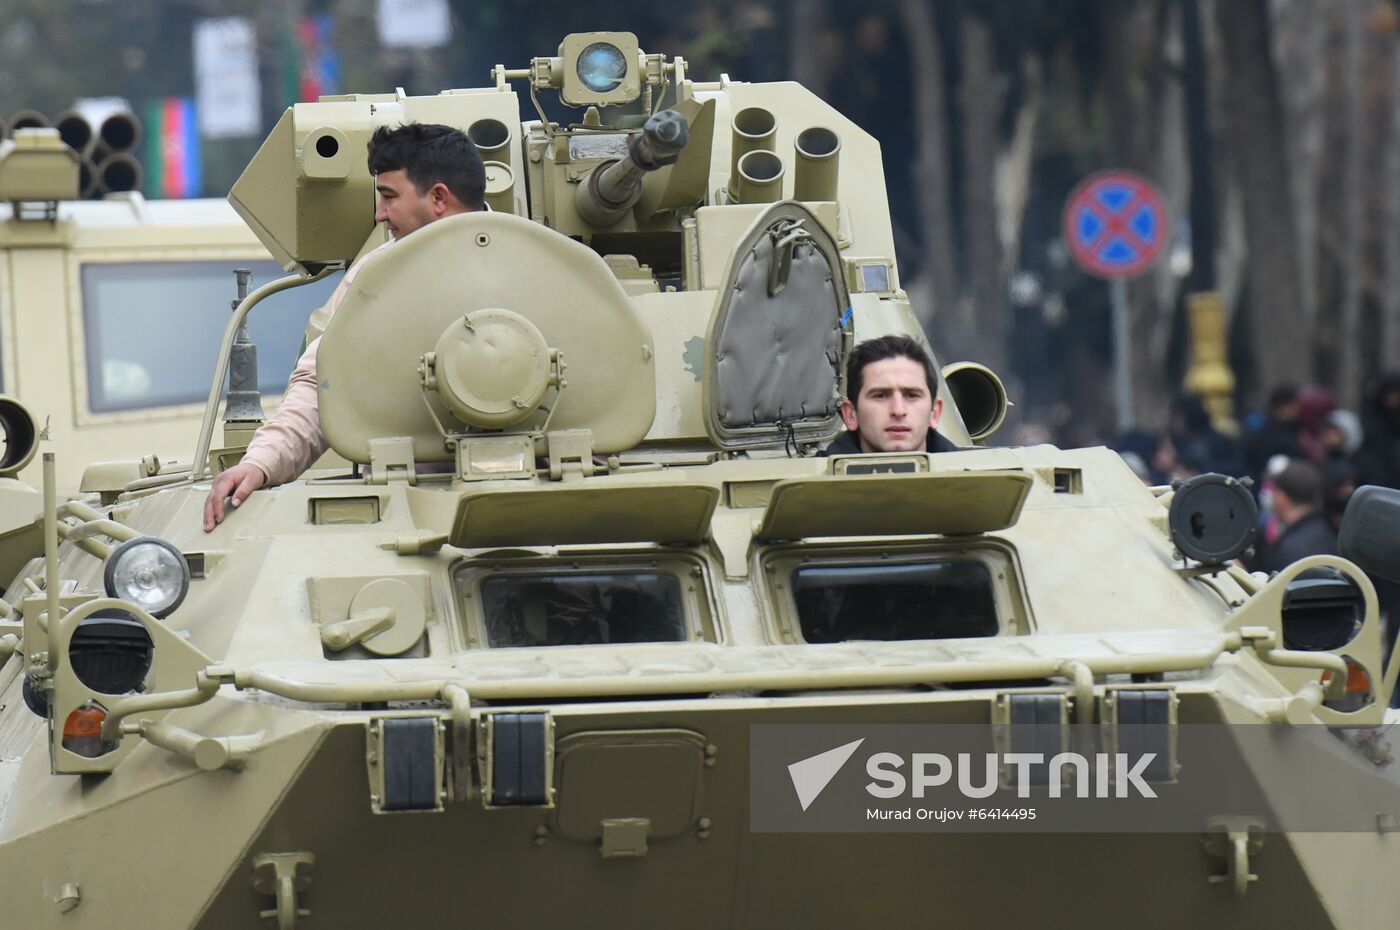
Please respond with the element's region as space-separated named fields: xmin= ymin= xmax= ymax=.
xmin=1094 ymin=375 xmax=1400 ymax=697
xmin=1107 ymin=376 xmax=1400 ymax=569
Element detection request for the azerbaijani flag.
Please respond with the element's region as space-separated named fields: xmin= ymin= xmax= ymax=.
xmin=298 ymin=13 xmax=341 ymax=102
xmin=282 ymin=12 xmax=340 ymax=106
xmin=144 ymin=97 xmax=203 ymax=199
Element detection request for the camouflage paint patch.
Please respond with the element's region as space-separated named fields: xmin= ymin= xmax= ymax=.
xmin=682 ymin=335 xmax=705 ymax=383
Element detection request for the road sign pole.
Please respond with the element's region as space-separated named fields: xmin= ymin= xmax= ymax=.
xmin=1063 ymin=170 xmax=1168 ymax=436
xmin=1111 ymin=277 xmax=1134 ymax=433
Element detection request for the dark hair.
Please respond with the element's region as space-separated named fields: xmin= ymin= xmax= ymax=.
xmin=1170 ymin=394 xmax=1212 ymax=435
xmin=367 ymin=123 xmax=485 ymax=210
xmin=846 ymin=335 xmax=938 ymax=404
xmin=1272 ymin=459 xmax=1322 ymax=507
xmin=1268 ymin=383 xmax=1300 ymax=411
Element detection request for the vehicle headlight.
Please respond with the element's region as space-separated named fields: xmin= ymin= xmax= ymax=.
xmin=103 ymin=536 xmax=190 ymax=618
xmin=70 ymin=609 xmax=154 ymax=695
xmin=576 ymin=42 xmax=628 ymax=93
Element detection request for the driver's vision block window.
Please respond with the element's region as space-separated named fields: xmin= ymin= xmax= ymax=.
xmin=481 ymin=571 xmax=687 ymax=647
xmin=792 ymin=561 xmax=999 ymax=643
xmin=81 ymin=260 xmax=341 ymax=412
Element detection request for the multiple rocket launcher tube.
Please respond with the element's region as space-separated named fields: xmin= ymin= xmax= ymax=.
xmin=730 ymin=106 xmax=841 ymax=205
xmin=4 ymin=108 xmax=143 ymax=198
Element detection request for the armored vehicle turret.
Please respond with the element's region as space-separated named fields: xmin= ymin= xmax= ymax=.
xmin=0 ymin=33 xmax=1398 ymax=929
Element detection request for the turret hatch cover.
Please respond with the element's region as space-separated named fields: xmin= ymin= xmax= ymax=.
xmin=318 ymin=212 xmax=656 ymax=463
xmin=703 ymin=202 xmax=851 ymax=451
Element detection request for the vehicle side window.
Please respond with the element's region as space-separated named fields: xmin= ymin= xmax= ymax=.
xmin=480 ymin=570 xmax=688 ymax=647
xmin=791 ymin=560 xmax=1000 ymax=643
xmin=80 ymin=260 xmax=341 ymax=413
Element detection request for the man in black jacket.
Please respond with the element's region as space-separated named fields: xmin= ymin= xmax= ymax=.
xmin=821 ymin=335 xmax=958 ymax=456
xmin=1250 ymin=459 xmax=1338 ymax=573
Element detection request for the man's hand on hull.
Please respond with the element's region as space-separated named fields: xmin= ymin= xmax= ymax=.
xmin=202 ymin=462 xmax=267 ymax=532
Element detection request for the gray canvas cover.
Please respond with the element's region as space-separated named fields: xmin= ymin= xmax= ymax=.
xmin=705 ymin=202 xmax=850 ymax=450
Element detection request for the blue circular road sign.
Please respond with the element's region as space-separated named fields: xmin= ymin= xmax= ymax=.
xmin=1063 ymin=171 xmax=1169 ymax=279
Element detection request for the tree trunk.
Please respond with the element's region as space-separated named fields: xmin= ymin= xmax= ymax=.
xmin=1336 ymin=0 xmax=1364 ymax=409
xmin=958 ymin=11 xmax=1007 ymax=374
xmin=1271 ymin=0 xmax=1329 ymax=340
xmin=895 ymin=0 xmax=961 ymax=340
xmin=995 ymin=53 xmax=1042 ymax=282
xmin=788 ymin=0 xmax=830 ymax=100
xmin=1214 ymin=0 xmax=1313 ymax=387
xmin=1385 ymin=23 xmax=1400 ymax=376
xmin=1181 ymin=0 xmax=1218 ymax=292
xmin=1143 ymin=0 xmax=1192 ymax=427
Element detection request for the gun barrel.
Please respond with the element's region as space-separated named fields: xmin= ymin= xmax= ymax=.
xmin=575 ymin=109 xmax=689 ymax=226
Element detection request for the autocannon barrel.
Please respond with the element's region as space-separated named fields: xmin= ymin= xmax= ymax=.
xmin=574 ymin=108 xmax=689 ymax=226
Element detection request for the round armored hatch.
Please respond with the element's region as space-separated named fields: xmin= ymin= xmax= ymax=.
xmin=349 ymin=578 xmax=427 ymax=656
xmin=433 ymin=308 xmax=551 ymax=429
xmin=1168 ymin=473 xmax=1257 ymax=564
xmin=317 ymin=211 xmax=656 ymax=461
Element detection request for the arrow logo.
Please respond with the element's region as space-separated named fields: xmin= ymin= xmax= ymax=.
xmin=787 ymin=738 xmax=865 ymax=811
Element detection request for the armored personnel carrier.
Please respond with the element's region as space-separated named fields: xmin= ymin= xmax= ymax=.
xmin=0 ymin=32 xmax=1397 ymax=929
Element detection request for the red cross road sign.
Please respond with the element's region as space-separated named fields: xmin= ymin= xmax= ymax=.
xmin=1062 ymin=171 xmax=1169 ymax=280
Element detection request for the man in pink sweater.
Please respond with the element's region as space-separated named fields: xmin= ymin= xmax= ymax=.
xmin=203 ymin=123 xmax=485 ymax=531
